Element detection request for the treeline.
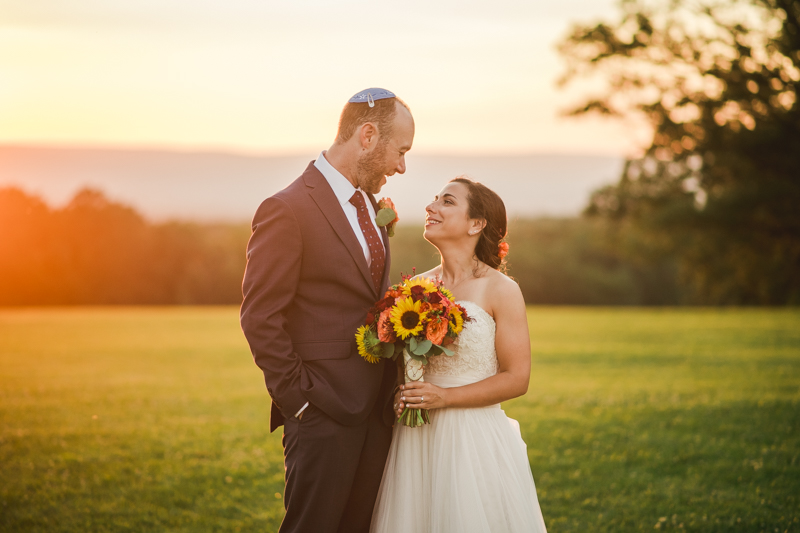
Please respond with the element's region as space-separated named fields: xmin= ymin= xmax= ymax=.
xmin=0 ymin=188 xmax=248 ymax=305
xmin=1 ymin=187 xmax=685 ymax=306
xmin=391 ymin=218 xmax=682 ymax=305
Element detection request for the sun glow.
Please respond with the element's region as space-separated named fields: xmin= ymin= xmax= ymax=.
xmin=0 ymin=0 xmax=647 ymax=156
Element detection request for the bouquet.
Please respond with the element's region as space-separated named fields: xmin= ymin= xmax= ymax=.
xmin=355 ymin=274 xmax=470 ymax=427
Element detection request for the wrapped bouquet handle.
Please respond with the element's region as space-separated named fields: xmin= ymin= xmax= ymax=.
xmin=399 ymin=349 xmax=429 ymax=427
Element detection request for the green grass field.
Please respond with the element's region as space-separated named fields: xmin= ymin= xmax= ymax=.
xmin=1 ymin=307 xmax=798 ymax=532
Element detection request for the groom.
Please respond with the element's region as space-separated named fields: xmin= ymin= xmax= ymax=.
xmin=240 ymin=88 xmax=415 ymax=533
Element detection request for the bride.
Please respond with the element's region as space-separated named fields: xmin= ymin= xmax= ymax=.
xmin=370 ymin=177 xmax=547 ymax=533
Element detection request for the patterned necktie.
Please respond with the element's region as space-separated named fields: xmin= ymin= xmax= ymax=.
xmin=349 ymin=191 xmax=386 ymax=292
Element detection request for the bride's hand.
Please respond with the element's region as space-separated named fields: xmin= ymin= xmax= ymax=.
xmin=394 ymin=389 xmax=404 ymax=417
xmin=400 ymin=382 xmax=448 ymax=410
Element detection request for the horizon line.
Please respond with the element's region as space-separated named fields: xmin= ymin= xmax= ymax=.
xmin=0 ymin=141 xmax=633 ymax=160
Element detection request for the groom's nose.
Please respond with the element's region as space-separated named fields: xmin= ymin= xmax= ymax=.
xmin=396 ymin=155 xmax=406 ymax=175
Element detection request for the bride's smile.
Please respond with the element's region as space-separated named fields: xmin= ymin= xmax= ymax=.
xmin=423 ymin=182 xmax=483 ymax=243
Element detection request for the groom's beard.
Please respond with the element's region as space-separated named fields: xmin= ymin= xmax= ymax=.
xmin=356 ymin=140 xmax=388 ymax=194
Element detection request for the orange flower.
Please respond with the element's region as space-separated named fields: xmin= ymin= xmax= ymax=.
xmin=426 ymin=302 xmax=444 ymax=315
xmin=385 ymin=286 xmax=403 ymax=299
xmin=377 ymin=309 xmax=396 ymax=343
xmin=426 ymin=315 xmax=448 ymax=345
xmin=498 ymin=242 xmax=509 ymax=259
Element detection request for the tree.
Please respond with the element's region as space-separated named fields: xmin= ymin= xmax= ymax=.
xmin=0 ymin=187 xmax=248 ymax=305
xmin=558 ymin=0 xmax=800 ymax=304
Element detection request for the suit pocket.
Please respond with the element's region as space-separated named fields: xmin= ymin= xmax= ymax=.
xmin=293 ymin=340 xmax=353 ymax=361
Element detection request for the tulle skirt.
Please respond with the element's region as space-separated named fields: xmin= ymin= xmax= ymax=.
xmin=370 ymin=376 xmax=547 ymax=533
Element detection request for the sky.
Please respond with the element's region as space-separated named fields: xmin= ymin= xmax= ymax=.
xmin=0 ymin=0 xmax=652 ymax=156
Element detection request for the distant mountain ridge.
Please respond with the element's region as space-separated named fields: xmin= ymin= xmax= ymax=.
xmin=0 ymin=145 xmax=623 ymax=223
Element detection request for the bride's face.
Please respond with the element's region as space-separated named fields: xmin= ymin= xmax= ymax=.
xmin=424 ymin=182 xmax=473 ymax=243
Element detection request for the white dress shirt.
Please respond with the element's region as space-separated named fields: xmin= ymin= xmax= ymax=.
xmin=294 ymin=151 xmax=386 ymax=419
xmin=314 ymin=151 xmax=385 ymax=265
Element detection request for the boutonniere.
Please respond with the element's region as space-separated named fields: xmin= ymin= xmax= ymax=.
xmin=375 ymin=197 xmax=399 ymax=237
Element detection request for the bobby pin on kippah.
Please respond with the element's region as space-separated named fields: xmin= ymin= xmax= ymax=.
xmin=348 ymin=88 xmax=396 ymax=108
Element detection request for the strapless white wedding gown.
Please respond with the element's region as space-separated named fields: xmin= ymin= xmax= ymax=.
xmin=370 ymin=301 xmax=547 ymax=533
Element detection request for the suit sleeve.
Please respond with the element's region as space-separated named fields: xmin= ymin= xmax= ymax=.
xmin=240 ymin=196 xmax=307 ymax=419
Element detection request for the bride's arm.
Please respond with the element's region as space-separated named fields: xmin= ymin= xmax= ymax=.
xmin=399 ymin=278 xmax=531 ymax=410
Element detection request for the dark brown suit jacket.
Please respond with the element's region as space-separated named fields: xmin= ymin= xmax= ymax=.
xmin=240 ymin=162 xmax=395 ymax=432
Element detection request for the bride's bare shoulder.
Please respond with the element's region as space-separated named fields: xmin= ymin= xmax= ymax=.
xmin=484 ymin=269 xmax=525 ymax=311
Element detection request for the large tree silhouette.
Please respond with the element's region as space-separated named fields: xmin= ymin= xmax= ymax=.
xmin=559 ymin=0 xmax=800 ymax=304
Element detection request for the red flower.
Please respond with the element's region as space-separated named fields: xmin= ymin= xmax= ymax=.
xmin=375 ymin=295 xmax=394 ymax=313
xmin=365 ymin=305 xmax=381 ymax=325
xmin=410 ymin=285 xmax=426 ymax=301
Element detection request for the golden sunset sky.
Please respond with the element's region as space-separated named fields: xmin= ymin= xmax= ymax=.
xmin=1 ymin=0 xmax=650 ymax=156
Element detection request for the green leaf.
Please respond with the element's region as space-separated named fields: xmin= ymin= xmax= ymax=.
xmin=381 ymin=342 xmax=395 ymax=359
xmin=408 ymin=352 xmax=425 ymax=363
xmin=409 ymin=337 xmax=418 ymax=352
xmin=412 ymin=338 xmax=432 ymax=355
xmin=375 ymin=208 xmax=396 ymax=227
xmin=437 ymin=344 xmax=454 ymax=356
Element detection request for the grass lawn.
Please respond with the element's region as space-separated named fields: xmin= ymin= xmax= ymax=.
xmin=1 ymin=306 xmax=798 ymax=532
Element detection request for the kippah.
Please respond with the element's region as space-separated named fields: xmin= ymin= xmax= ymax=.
xmin=348 ymin=88 xmax=396 ymax=107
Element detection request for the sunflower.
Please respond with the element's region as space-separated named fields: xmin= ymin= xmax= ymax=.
xmin=402 ymin=277 xmax=437 ymax=296
xmin=448 ymin=306 xmax=464 ymax=335
xmin=355 ymin=325 xmax=382 ymax=364
xmin=390 ymin=297 xmax=429 ymax=339
xmin=440 ymin=287 xmax=455 ymax=302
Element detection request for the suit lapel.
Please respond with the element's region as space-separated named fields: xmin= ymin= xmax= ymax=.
xmin=304 ymin=164 xmax=377 ymax=297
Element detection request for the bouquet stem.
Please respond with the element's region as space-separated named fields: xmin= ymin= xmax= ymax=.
xmin=398 ymin=349 xmax=430 ymax=427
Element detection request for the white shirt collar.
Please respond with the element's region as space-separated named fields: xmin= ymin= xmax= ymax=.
xmin=314 ymin=151 xmax=361 ymax=207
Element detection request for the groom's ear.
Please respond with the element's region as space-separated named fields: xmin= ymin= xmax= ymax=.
xmin=359 ymin=122 xmax=379 ymax=149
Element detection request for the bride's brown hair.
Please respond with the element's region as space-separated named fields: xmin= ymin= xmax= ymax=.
xmin=450 ymin=177 xmax=508 ymax=272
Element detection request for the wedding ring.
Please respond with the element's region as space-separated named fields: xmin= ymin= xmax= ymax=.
xmin=421 ymin=396 xmax=424 ymax=403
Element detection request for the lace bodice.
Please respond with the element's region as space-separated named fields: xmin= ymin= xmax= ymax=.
xmin=426 ymin=301 xmax=499 ymax=382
